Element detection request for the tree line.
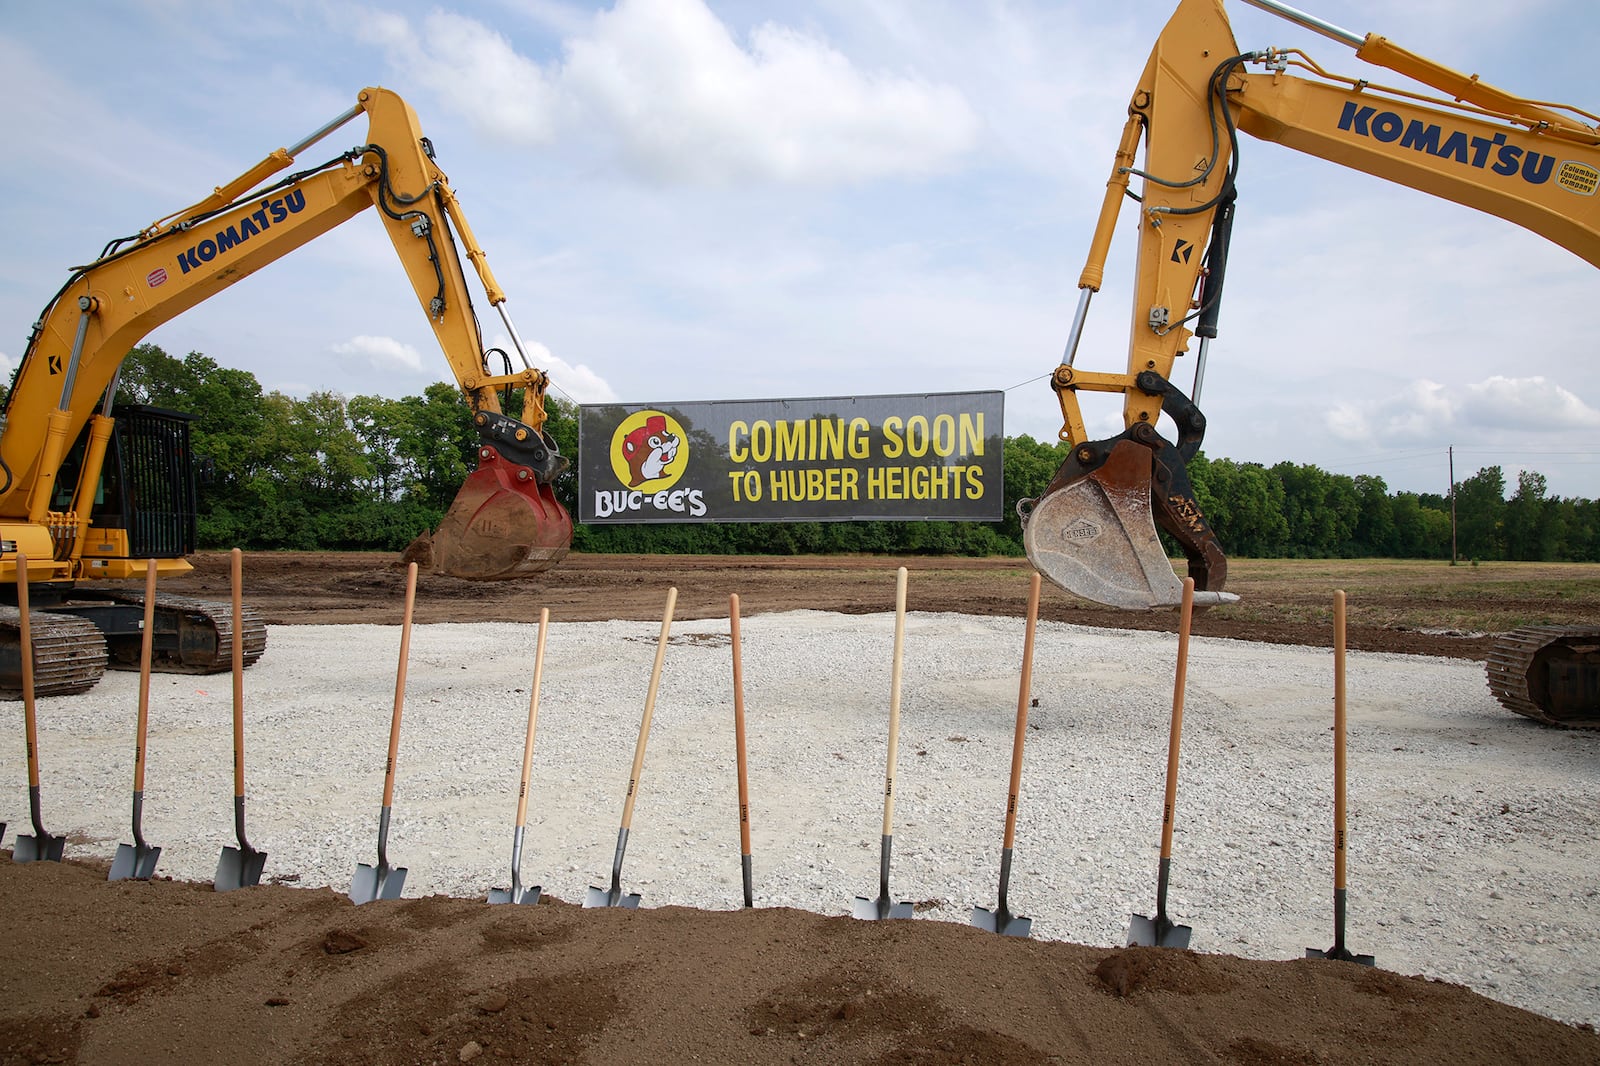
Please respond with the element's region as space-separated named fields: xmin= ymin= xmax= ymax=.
xmin=14 ymin=343 xmax=1597 ymax=562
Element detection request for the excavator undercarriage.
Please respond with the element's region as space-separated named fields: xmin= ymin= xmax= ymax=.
xmin=0 ymin=591 xmax=267 ymax=698
xmin=1487 ymin=626 xmax=1600 ymax=730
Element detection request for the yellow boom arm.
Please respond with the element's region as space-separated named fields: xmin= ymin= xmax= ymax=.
xmin=2 ymin=87 xmax=571 ymax=584
xmin=1025 ymin=0 xmax=1599 ymax=609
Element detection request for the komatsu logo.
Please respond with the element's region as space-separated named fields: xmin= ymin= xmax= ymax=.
xmin=176 ymin=190 xmax=307 ymax=274
xmin=1335 ymin=102 xmax=1579 ymax=190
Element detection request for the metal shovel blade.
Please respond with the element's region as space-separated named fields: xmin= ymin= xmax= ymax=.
xmin=852 ymin=895 xmax=915 ymax=921
xmin=971 ymin=903 xmax=1032 ymax=938
xmin=854 ymin=834 xmax=913 ymax=920
xmin=13 ymin=831 xmax=64 ymax=864
xmin=1023 ymin=442 xmax=1237 ymax=610
xmin=1307 ymin=891 xmax=1374 ymax=965
xmin=109 ymin=842 xmax=161 ymax=882
xmin=1128 ymin=911 xmax=1192 ymax=949
xmin=1306 ymin=945 xmax=1376 ymax=965
xmin=488 ymin=880 xmax=542 ymax=906
xmin=350 ymin=861 xmax=407 ymax=905
xmin=214 ymin=844 xmax=267 ymax=892
xmin=584 ymin=884 xmax=641 ymax=909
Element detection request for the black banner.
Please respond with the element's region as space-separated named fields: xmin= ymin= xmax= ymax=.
xmin=578 ymin=392 xmax=1003 ymax=524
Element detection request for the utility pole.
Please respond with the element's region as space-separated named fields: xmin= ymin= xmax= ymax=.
xmin=1448 ymin=445 xmax=1457 ymax=565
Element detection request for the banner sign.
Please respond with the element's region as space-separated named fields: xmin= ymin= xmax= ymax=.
xmin=577 ymin=391 xmax=1003 ymax=524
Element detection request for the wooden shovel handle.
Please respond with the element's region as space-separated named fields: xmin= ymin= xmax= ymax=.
xmin=1001 ymin=572 xmax=1043 ymax=850
xmin=133 ymin=560 xmax=157 ymax=793
xmin=1333 ymin=589 xmax=1348 ymax=890
xmin=1158 ymin=577 xmax=1195 ymax=860
xmin=620 ymin=587 xmax=677 ymax=831
xmin=730 ymin=594 xmax=752 ymax=857
xmin=881 ymin=566 xmax=909 ymax=838
xmin=230 ymin=548 xmax=247 ymax=798
xmin=382 ymin=562 xmax=419 ymax=808
xmin=513 ymin=607 xmax=550 ymax=829
xmin=16 ymin=553 xmax=40 ymax=789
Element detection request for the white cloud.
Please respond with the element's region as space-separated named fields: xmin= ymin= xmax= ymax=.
xmin=359 ymin=0 xmax=978 ymax=184
xmin=1325 ymin=375 xmax=1600 ymax=444
xmin=357 ymin=11 xmax=563 ymax=145
xmin=332 ymin=335 xmax=425 ymax=374
xmin=500 ymin=339 xmax=618 ymax=406
xmin=1461 ymin=375 xmax=1600 ymax=431
xmin=0 ymin=351 xmax=14 ymax=387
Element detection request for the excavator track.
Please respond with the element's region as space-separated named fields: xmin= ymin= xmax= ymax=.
xmin=0 ymin=607 xmax=110 ymax=698
xmin=99 ymin=591 xmax=268 ymax=675
xmin=1486 ymin=626 xmax=1600 ymax=729
xmin=0 ymin=593 xmax=267 ymax=698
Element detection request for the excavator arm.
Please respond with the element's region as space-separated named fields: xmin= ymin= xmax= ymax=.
xmin=1023 ymin=0 xmax=1600 ymax=609
xmin=1 ymin=86 xmax=571 ymax=588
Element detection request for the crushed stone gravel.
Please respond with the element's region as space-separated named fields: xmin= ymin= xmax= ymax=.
xmin=2 ymin=610 xmax=1596 ymax=1028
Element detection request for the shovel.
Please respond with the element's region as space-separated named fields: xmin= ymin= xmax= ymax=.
xmin=1307 ymin=590 xmax=1376 ymax=966
xmin=110 ymin=561 xmax=163 ymax=881
xmin=489 ymin=607 xmax=550 ymax=905
xmin=973 ymin=571 xmax=1043 ymax=937
xmin=854 ymin=567 xmax=915 ymax=921
xmin=13 ymin=553 xmax=65 ymax=864
xmin=586 ymin=586 xmax=677 ymax=909
xmin=350 ymin=561 xmax=419 ymax=905
xmin=216 ymin=549 xmax=267 ymax=891
xmin=730 ymin=593 xmax=754 ymax=908
xmin=1129 ymin=576 xmax=1196 ymax=948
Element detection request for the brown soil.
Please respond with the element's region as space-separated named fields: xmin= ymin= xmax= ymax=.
xmin=174 ymin=551 xmax=1504 ymax=660
xmin=5 ymin=857 xmax=1597 ymax=1066
xmin=6 ymin=551 xmax=1594 ymax=1064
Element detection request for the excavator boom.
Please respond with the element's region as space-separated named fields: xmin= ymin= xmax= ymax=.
xmin=1023 ymin=0 xmax=1599 ymax=611
xmin=2 ymin=87 xmax=571 ymax=585
xmin=2 ymin=88 xmax=574 ymax=693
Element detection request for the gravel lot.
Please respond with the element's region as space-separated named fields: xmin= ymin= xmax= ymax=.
xmin=4 ymin=610 xmax=1598 ymax=1028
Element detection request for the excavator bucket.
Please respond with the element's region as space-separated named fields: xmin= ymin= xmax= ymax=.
xmin=432 ymin=444 xmax=573 ymax=581
xmin=1022 ymin=439 xmax=1237 ymax=610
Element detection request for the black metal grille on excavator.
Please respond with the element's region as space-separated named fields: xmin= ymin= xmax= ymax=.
xmin=108 ymin=404 xmax=199 ymax=558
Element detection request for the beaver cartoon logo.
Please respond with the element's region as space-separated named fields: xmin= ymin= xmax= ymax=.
xmin=609 ymin=410 xmax=688 ymax=490
xmin=596 ymin=409 xmax=706 ymax=519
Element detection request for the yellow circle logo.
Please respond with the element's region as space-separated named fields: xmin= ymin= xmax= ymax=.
xmin=610 ymin=411 xmax=688 ymax=490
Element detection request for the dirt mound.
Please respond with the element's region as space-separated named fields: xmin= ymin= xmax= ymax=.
xmin=3 ymin=858 xmax=1595 ymax=1065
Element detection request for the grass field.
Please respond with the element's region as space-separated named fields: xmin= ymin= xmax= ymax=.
xmin=1214 ymin=558 xmax=1600 ymax=634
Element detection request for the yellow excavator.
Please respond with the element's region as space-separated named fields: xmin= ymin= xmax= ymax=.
xmin=1021 ymin=0 xmax=1600 ymax=725
xmin=1 ymin=87 xmax=572 ymax=695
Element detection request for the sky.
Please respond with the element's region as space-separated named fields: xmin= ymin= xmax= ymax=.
xmin=3 ymin=0 xmax=1598 ymax=500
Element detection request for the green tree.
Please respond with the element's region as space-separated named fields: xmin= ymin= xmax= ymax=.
xmin=999 ymin=434 xmax=1071 ymax=547
xmin=398 ymin=383 xmax=476 ymax=512
xmin=348 ymin=394 xmax=410 ymax=501
xmin=1390 ymin=492 xmax=1451 ymax=559
xmin=1352 ymin=474 xmax=1398 ymax=556
xmin=1273 ymin=462 xmax=1361 ymax=556
xmin=1504 ymin=470 xmax=1546 ymax=560
xmin=1190 ymin=455 xmax=1289 ymax=556
xmin=1454 ymin=466 xmax=1507 ymax=560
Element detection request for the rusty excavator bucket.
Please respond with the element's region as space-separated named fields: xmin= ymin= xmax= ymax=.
xmin=431 ymin=411 xmax=574 ymax=581
xmin=1021 ymin=411 xmax=1238 ymax=611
